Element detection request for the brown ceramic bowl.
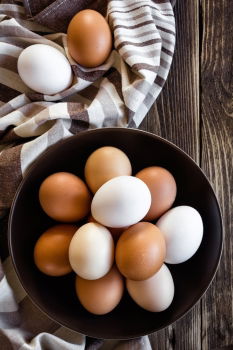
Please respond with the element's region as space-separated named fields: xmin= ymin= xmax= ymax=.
xmin=8 ymin=128 xmax=222 ymax=339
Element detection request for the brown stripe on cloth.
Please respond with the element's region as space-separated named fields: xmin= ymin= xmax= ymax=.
xmin=0 ymin=144 xmax=23 ymax=216
xmin=71 ymin=65 xmax=107 ymax=83
xmin=0 ymin=83 xmax=20 ymax=102
xmin=0 ymin=310 xmax=21 ymax=328
xmin=18 ymin=296 xmax=60 ymax=340
xmin=77 ymin=84 xmax=99 ymax=102
xmin=0 ymin=37 xmax=32 ymax=49
xmin=0 ymin=54 xmax=18 ymax=73
xmin=161 ymin=46 xmax=173 ymax=56
xmin=152 ymin=0 xmax=171 ymax=3
xmin=68 ymin=102 xmax=89 ymax=134
xmin=0 ymin=10 xmax=25 ymax=19
xmin=116 ymin=38 xmax=161 ymax=51
xmin=156 ymin=25 xmax=175 ymax=36
xmin=154 ymin=74 xmax=166 ymax=87
xmin=0 ymin=332 xmax=14 ymax=350
xmin=132 ymin=63 xmax=160 ymax=73
xmin=32 ymin=0 xmax=108 ymax=33
xmin=0 ymin=261 xmax=4 ymax=282
xmin=0 ymin=24 xmax=41 ymax=39
xmin=113 ymin=19 xmax=155 ymax=30
xmin=0 ymin=128 xmax=25 ymax=144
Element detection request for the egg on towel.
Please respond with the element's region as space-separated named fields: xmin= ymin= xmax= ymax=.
xmin=85 ymin=146 xmax=132 ymax=193
xmin=126 ymin=264 xmax=174 ymax=312
xmin=157 ymin=206 xmax=204 ymax=264
xmin=75 ymin=266 xmax=124 ymax=315
xmin=34 ymin=224 xmax=77 ymax=276
xmin=69 ymin=223 xmax=114 ymax=280
xmin=91 ymin=176 xmax=151 ymax=228
xmin=17 ymin=44 xmax=73 ymax=95
xmin=67 ymin=9 xmax=112 ymax=67
xmin=39 ymin=172 xmax=91 ymax=222
xmin=136 ymin=166 xmax=177 ymax=221
xmin=116 ymin=222 xmax=166 ymax=281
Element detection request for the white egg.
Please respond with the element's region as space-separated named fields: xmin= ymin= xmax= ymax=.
xmin=156 ymin=205 xmax=203 ymax=264
xmin=91 ymin=176 xmax=151 ymax=228
xmin=17 ymin=44 xmax=73 ymax=95
xmin=126 ymin=264 xmax=174 ymax=312
xmin=68 ymin=223 xmax=114 ymax=280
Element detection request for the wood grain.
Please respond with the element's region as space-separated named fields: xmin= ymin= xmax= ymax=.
xmin=201 ymin=0 xmax=233 ymax=348
xmin=141 ymin=0 xmax=201 ymax=349
xmin=141 ymin=0 xmax=233 ymax=348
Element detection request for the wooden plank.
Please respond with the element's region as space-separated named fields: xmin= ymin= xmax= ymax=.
xmin=140 ymin=0 xmax=201 ymax=349
xmin=201 ymin=0 xmax=233 ymax=348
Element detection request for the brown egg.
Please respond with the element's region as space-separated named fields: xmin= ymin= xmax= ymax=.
xmin=39 ymin=172 xmax=91 ymax=222
xmin=87 ymin=214 xmax=128 ymax=241
xmin=67 ymin=10 xmax=112 ymax=68
xmin=116 ymin=222 xmax=166 ymax=281
xmin=75 ymin=266 xmax=124 ymax=315
xmin=84 ymin=146 xmax=132 ymax=193
xmin=136 ymin=166 xmax=177 ymax=220
xmin=34 ymin=224 xmax=77 ymax=276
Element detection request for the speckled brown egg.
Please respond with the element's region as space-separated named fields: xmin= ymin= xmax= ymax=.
xmin=39 ymin=172 xmax=91 ymax=222
xmin=34 ymin=224 xmax=78 ymax=276
xmin=67 ymin=9 xmax=112 ymax=68
xmin=84 ymin=146 xmax=132 ymax=193
xmin=136 ymin=166 xmax=177 ymax=221
xmin=75 ymin=266 xmax=124 ymax=315
xmin=116 ymin=222 xmax=166 ymax=281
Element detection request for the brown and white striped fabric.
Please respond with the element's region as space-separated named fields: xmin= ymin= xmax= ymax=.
xmin=0 ymin=0 xmax=175 ymax=349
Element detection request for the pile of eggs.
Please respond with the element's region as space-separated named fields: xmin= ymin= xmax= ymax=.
xmin=34 ymin=146 xmax=204 ymax=315
xmin=17 ymin=10 xmax=113 ymax=95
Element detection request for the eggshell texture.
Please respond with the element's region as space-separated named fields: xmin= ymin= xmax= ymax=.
xmin=85 ymin=146 xmax=132 ymax=193
xmin=17 ymin=44 xmax=73 ymax=95
xmin=91 ymin=176 xmax=151 ymax=228
xmin=69 ymin=223 xmax=114 ymax=280
xmin=75 ymin=266 xmax=124 ymax=315
xmin=34 ymin=224 xmax=77 ymax=276
xmin=126 ymin=264 xmax=174 ymax=312
xmin=116 ymin=222 xmax=166 ymax=281
xmin=136 ymin=166 xmax=177 ymax=221
xmin=39 ymin=172 xmax=91 ymax=222
xmin=67 ymin=10 xmax=112 ymax=68
xmin=156 ymin=206 xmax=204 ymax=264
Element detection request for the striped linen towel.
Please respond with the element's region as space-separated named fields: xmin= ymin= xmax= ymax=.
xmin=0 ymin=0 xmax=176 ymax=348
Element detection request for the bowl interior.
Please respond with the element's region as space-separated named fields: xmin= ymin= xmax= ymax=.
xmin=8 ymin=128 xmax=222 ymax=339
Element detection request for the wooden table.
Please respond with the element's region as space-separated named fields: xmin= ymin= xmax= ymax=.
xmin=140 ymin=0 xmax=233 ymax=349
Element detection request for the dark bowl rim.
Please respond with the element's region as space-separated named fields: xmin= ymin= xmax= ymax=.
xmin=8 ymin=127 xmax=223 ymax=339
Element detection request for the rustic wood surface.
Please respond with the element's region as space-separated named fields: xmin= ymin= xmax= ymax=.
xmin=140 ymin=0 xmax=233 ymax=349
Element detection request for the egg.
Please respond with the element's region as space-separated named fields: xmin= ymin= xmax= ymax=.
xmin=69 ymin=223 xmax=114 ymax=280
xmin=91 ymin=176 xmax=151 ymax=228
xmin=39 ymin=172 xmax=91 ymax=222
xmin=67 ymin=10 xmax=112 ymax=68
xmin=116 ymin=222 xmax=166 ymax=281
xmin=126 ymin=264 xmax=174 ymax=312
xmin=34 ymin=224 xmax=77 ymax=276
xmin=85 ymin=147 xmax=132 ymax=193
xmin=17 ymin=44 xmax=73 ymax=95
xmin=156 ymin=206 xmax=204 ymax=264
xmin=75 ymin=266 xmax=124 ymax=315
xmin=136 ymin=166 xmax=177 ymax=221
